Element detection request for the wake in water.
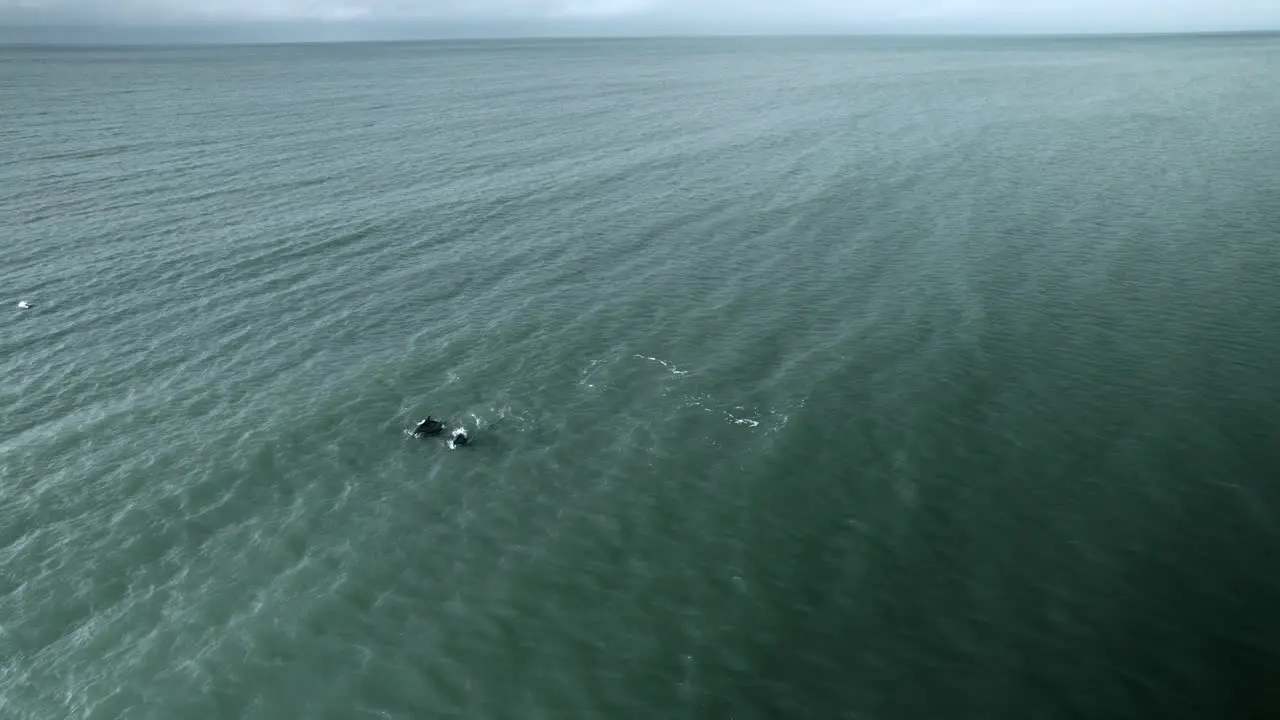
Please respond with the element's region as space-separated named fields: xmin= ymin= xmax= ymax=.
xmin=579 ymin=358 xmax=607 ymax=389
xmin=634 ymin=354 xmax=689 ymax=376
xmin=401 ymin=402 xmax=539 ymax=449
xmin=401 ymin=353 xmax=794 ymax=455
xmin=577 ymin=352 xmax=795 ymax=433
xmin=633 ymin=353 xmax=777 ymax=429
xmin=679 ymin=391 xmax=763 ymax=428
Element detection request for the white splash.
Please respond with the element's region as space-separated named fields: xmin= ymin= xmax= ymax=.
xmin=447 ymin=427 xmax=469 ymax=450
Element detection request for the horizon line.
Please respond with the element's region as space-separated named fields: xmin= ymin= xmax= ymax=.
xmin=1 ymin=27 xmax=1278 ymax=47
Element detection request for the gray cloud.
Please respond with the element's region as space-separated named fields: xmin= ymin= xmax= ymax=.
xmin=2 ymin=0 xmax=1278 ymax=33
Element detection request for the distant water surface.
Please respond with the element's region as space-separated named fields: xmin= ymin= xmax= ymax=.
xmin=2 ymin=34 xmax=1280 ymax=719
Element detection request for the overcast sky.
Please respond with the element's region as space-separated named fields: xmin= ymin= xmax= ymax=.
xmin=2 ymin=0 xmax=1279 ymax=36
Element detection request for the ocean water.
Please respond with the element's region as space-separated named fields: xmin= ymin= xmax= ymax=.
xmin=3 ymin=34 xmax=1280 ymax=719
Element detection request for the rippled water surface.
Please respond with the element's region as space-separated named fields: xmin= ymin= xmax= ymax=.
xmin=3 ymin=35 xmax=1280 ymax=719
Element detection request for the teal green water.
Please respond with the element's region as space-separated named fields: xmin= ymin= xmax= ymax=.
xmin=3 ymin=35 xmax=1280 ymax=719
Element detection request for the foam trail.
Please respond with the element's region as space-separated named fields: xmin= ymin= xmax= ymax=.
xmin=580 ymin=358 xmax=606 ymax=388
xmin=684 ymin=395 xmax=762 ymax=428
xmin=635 ymin=354 xmax=689 ymax=375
